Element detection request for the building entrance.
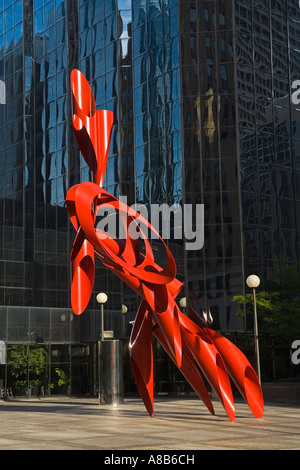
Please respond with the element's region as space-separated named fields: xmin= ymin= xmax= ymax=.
xmin=0 ymin=343 xmax=98 ymax=398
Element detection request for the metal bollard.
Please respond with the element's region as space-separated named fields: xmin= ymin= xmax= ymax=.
xmin=98 ymin=339 xmax=124 ymax=405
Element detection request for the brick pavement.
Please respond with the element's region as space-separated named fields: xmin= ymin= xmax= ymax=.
xmin=0 ymin=396 xmax=299 ymax=451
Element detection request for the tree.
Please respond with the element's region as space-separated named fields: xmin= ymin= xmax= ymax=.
xmin=232 ymin=260 xmax=300 ymax=337
xmin=8 ymin=345 xmax=47 ymax=390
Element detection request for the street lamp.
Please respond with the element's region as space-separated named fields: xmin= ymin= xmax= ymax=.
xmin=121 ymin=304 xmax=127 ymax=337
xmin=179 ymin=297 xmax=187 ymax=309
xmin=96 ymin=293 xmax=124 ymax=406
xmin=246 ymin=275 xmax=261 ymax=384
xmin=96 ymin=292 xmax=108 ymax=341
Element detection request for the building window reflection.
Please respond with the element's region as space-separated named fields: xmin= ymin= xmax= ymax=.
xmin=0 ymin=0 xmax=299 ymax=381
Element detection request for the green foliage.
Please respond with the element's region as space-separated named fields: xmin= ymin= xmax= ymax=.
xmin=55 ymin=368 xmax=70 ymax=387
xmin=8 ymin=345 xmax=47 ymax=389
xmin=232 ymin=260 xmax=300 ymax=337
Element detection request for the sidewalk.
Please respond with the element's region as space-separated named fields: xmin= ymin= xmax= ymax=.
xmin=0 ymin=396 xmax=299 ymax=450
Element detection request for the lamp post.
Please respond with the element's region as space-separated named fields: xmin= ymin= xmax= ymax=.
xmin=96 ymin=292 xmax=107 ymax=404
xmin=246 ymin=275 xmax=261 ymax=384
xmin=96 ymin=292 xmax=108 ymax=341
xmin=179 ymin=297 xmax=187 ymax=310
xmin=121 ymin=304 xmax=127 ymax=337
xmin=96 ymin=292 xmax=124 ymax=406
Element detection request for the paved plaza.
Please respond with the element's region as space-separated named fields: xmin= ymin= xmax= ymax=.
xmin=0 ymin=396 xmax=299 ymax=451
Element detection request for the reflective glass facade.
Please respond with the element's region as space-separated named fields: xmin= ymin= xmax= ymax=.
xmin=0 ymin=0 xmax=76 ymax=308
xmin=236 ymin=0 xmax=300 ymax=277
xmin=0 ymin=0 xmax=300 ymax=393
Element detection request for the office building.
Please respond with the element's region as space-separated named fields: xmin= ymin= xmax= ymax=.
xmin=0 ymin=0 xmax=299 ymax=395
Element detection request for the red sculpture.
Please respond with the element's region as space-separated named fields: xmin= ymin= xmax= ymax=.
xmin=66 ymin=69 xmax=264 ymax=421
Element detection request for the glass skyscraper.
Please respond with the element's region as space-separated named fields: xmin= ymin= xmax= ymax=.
xmin=0 ymin=0 xmax=299 ymax=395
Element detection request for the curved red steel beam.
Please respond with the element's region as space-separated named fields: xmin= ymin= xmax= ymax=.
xmin=66 ymin=69 xmax=264 ymax=421
xmin=70 ymin=69 xmax=114 ymax=187
xmin=204 ymin=328 xmax=264 ymax=418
